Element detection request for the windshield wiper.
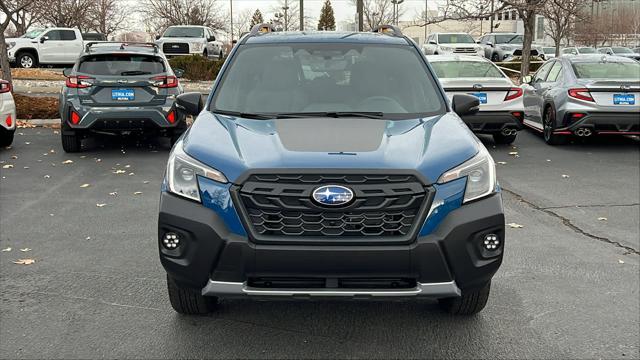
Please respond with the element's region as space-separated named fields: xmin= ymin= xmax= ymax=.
xmin=276 ymin=111 xmax=385 ymax=119
xmin=212 ymin=110 xmax=276 ymax=120
xmin=120 ymin=71 xmax=152 ymax=76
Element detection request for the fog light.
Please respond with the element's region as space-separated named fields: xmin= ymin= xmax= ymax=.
xmin=483 ymin=234 xmax=500 ymax=251
xmin=162 ymin=232 xmax=180 ymax=249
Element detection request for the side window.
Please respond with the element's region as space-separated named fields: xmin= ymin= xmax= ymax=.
xmin=546 ymin=62 xmax=563 ymax=82
xmin=44 ymin=30 xmax=62 ymax=40
xmin=488 ymin=36 xmax=495 ymax=44
xmin=533 ymin=61 xmax=554 ymax=82
xmin=60 ymin=30 xmax=77 ymax=41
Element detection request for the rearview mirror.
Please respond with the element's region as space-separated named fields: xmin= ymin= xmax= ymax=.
xmin=174 ymin=69 xmax=185 ymax=78
xmin=452 ymin=94 xmax=480 ymax=117
xmin=62 ymin=68 xmax=72 ymax=77
xmin=522 ymin=75 xmax=532 ymax=84
xmin=176 ymin=92 xmax=203 ymax=116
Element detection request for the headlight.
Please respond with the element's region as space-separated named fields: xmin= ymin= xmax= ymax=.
xmin=167 ymin=140 xmax=227 ymax=202
xmin=191 ymin=42 xmax=204 ymax=52
xmin=7 ymin=42 xmax=16 ymax=50
xmin=437 ymin=145 xmax=496 ymax=203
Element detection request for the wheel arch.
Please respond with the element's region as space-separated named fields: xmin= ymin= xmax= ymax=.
xmin=15 ymin=48 xmax=39 ymax=62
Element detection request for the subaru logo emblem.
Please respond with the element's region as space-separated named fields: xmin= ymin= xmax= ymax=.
xmin=473 ymin=83 xmax=483 ymax=90
xmin=312 ymin=185 xmax=354 ymax=207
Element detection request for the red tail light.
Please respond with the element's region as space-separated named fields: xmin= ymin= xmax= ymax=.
xmin=66 ymin=75 xmax=94 ymax=89
xmin=167 ymin=110 xmax=176 ymax=124
xmin=504 ymin=87 xmax=523 ymax=101
xmin=152 ymin=76 xmax=178 ymax=88
xmin=5 ymin=115 xmax=12 ymax=127
xmin=0 ymin=80 xmax=11 ymax=94
xmin=511 ymin=111 xmax=523 ymax=121
xmin=571 ymin=113 xmax=586 ymax=120
xmin=568 ymin=88 xmax=594 ymax=102
xmin=70 ymin=111 xmax=81 ymax=125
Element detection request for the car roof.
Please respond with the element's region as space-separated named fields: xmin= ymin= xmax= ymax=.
xmin=166 ymin=25 xmax=208 ymax=29
xmin=431 ymin=32 xmax=471 ymax=35
xmin=81 ymin=44 xmax=161 ymax=56
xmin=562 ymin=54 xmax=636 ymax=63
xmin=243 ymin=31 xmax=410 ymax=45
xmin=426 ymin=55 xmax=490 ymax=63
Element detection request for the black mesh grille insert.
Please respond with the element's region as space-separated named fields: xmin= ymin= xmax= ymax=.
xmin=163 ymin=43 xmax=189 ymax=54
xmin=233 ymin=173 xmax=432 ymax=244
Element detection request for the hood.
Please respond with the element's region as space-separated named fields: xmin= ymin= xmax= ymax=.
xmin=5 ymin=37 xmax=35 ymax=44
xmin=156 ymin=37 xmax=203 ymax=43
xmin=442 ymin=43 xmax=480 ymax=48
xmin=183 ymin=113 xmax=480 ymax=185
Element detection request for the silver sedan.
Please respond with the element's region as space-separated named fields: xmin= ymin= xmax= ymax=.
xmin=428 ymin=55 xmax=524 ymax=144
xmin=521 ymin=55 xmax=640 ymax=145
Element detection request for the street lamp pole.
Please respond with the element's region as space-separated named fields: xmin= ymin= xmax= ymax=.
xmin=230 ymin=0 xmax=233 ymax=42
xmin=424 ymin=0 xmax=428 ymax=41
xmin=283 ymin=0 xmax=290 ymax=31
xmin=300 ymin=0 xmax=304 ymax=31
xmin=357 ymin=0 xmax=364 ymax=31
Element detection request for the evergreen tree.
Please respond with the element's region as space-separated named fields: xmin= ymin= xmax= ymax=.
xmin=317 ymin=0 xmax=335 ymax=31
xmin=250 ymin=9 xmax=264 ymax=29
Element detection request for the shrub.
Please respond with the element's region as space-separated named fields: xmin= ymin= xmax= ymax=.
xmin=168 ymin=56 xmax=224 ymax=81
xmin=15 ymin=94 xmax=59 ymax=119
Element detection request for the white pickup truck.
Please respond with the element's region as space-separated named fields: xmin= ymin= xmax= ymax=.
xmin=5 ymin=28 xmax=87 ymax=68
xmin=155 ymin=25 xmax=225 ymax=60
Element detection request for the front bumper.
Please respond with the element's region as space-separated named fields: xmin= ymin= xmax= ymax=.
xmin=462 ymin=111 xmax=523 ymax=134
xmin=559 ymin=112 xmax=640 ymax=134
xmin=159 ymin=188 xmax=505 ymax=298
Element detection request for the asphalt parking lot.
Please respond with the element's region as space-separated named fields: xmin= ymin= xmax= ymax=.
xmin=0 ymin=128 xmax=638 ymax=359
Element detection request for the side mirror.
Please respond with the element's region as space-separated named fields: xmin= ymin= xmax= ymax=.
xmin=207 ymin=36 xmax=216 ymax=42
xmin=452 ymin=94 xmax=480 ymax=117
xmin=522 ymin=75 xmax=533 ymax=84
xmin=428 ymin=40 xmax=437 ymax=45
xmin=155 ymin=34 xmax=161 ymax=40
xmin=232 ymin=39 xmax=238 ymax=44
xmin=174 ymin=68 xmax=185 ymax=78
xmin=476 ymin=40 xmax=481 ymax=44
xmin=487 ymin=42 xmax=494 ymax=47
xmin=176 ymin=92 xmax=203 ymax=116
xmin=40 ymin=36 xmax=49 ymax=43
xmin=62 ymin=68 xmax=72 ymax=77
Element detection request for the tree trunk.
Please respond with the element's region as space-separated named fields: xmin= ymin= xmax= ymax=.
xmin=521 ymin=13 xmax=536 ymax=77
xmin=0 ymin=30 xmax=13 ymax=85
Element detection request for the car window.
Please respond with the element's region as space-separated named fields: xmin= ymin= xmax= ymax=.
xmin=438 ymin=34 xmax=475 ymax=44
xmin=533 ymin=61 xmax=554 ymax=82
xmin=612 ymin=47 xmax=633 ymax=54
xmin=163 ymin=27 xmax=204 ymax=38
xmin=494 ymin=34 xmax=523 ymax=44
xmin=598 ymin=48 xmax=609 ymax=53
xmin=212 ymin=43 xmax=446 ymax=118
xmin=578 ymin=48 xmax=596 ymax=54
xmin=430 ymin=61 xmax=504 ymax=78
xmin=546 ymin=62 xmax=563 ymax=82
xmin=77 ymin=54 xmax=167 ymax=76
xmin=61 ymin=30 xmax=77 ymax=40
xmin=44 ymin=30 xmax=63 ymax=40
xmin=572 ymin=61 xmax=640 ymax=79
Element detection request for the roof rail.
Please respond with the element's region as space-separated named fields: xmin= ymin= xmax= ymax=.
xmin=84 ymin=42 xmax=159 ymax=54
xmin=249 ymin=23 xmax=277 ymax=37
xmin=372 ymin=25 xmax=403 ymax=37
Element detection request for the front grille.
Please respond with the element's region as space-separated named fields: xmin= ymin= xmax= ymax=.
xmin=232 ymin=173 xmax=433 ymax=244
xmin=453 ymin=47 xmax=477 ymax=53
xmin=163 ymin=43 xmax=189 ymax=54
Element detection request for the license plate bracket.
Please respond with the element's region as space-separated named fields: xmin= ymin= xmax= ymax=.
xmin=112 ymin=89 xmax=135 ymax=101
xmin=613 ymin=93 xmax=635 ymax=105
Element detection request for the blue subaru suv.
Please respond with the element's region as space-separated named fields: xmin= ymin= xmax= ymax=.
xmin=159 ymin=25 xmax=504 ymax=315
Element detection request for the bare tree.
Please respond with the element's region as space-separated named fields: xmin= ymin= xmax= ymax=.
xmin=0 ymin=0 xmax=37 ymax=84
xmin=90 ymin=0 xmax=127 ymax=37
xmin=499 ymin=0 xmax=547 ymax=76
xmin=542 ymin=0 xmax=583 ymax=56
xmin=226 ymin=8 xmax=253 ymax=39
xmin=34 ymin=0 xmax=97 ymax=30
xmin=139 ymin=0 xmax=225 ymax=34
xmin=350 ymin=0 xmax=406 ymax=30
xmin=270 ymin=0 xmax=301 ymax=31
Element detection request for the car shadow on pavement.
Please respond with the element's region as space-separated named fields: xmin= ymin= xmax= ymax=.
xmin=81 ymin=133 xmax=174 ymax=153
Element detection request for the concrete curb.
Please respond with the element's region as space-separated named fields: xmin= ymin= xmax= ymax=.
xmin=22 ymin=119 xmax=61 ymax=125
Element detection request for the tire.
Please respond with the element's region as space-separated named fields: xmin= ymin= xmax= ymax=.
xmin=61 ymin=133 xmax=82 ymax=153
xmin=17 ymin=52 xmax=37 ymax=69
xmin=167 ymin=275 xmax=218 ymax=315
xmin=491 ymin=53 xmax=500 ymax=62
xmin=218 ymin=50 xmax=224 ymax=60
xmin=439 ymin=281 xmax=491 ymax=315
xmin=0 ymin=130 xmax=14 ymax=147
xmin=543 ymin=106 xmax=568 ymax=145
xmin=493 ymin=133 xmax=517 ymax=145
xmin=203 ymin=50 xmax=208 ymax=59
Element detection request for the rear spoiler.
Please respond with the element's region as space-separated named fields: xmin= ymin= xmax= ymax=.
xmin=84 ymin=42 xmax=160 ymax=54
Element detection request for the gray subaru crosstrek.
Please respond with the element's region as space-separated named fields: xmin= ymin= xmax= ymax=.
xmin=59 ymin=42 xmax=186 ymax=152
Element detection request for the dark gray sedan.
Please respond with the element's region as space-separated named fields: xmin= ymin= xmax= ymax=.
xmin=59 ymin=42 xmax=187 ymax=152
xmin=521 ymin=55 xmax=640 ymax=145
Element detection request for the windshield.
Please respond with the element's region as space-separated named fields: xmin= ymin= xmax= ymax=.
xmin=543 ymin=48 xmax=555 ymax=54
xmin=494 ymin=34 xmax=523 ymax=44
xmin=612 ymin=47 xmax=633 ymax=54
xmin=21 ymin=29 xmax=45 ymax=39
xmin=572 ymin=62 xmax=640 ymax=79
xmin=212 ymin=43 xmax=446 ymax=118
xmin=438 ymin=34 xmax=475 ymax=44
xmin=78 ymin=54 xmax=166 ymax=76
xmin=163 ymin=27 xmax=204 ymax=38
xmin=578 ymin=48 xmax=597 ymax=54
xmin=430 ymin=61 xmax=504 ymax=78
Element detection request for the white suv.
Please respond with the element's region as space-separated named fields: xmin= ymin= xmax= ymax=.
xmin=156 ymin=25 xmax=225 ymax=60
xmin=422 ymin=33 xmax=483 ymax=56
xmin=0 ymin=80 xmax=16 ymax=147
